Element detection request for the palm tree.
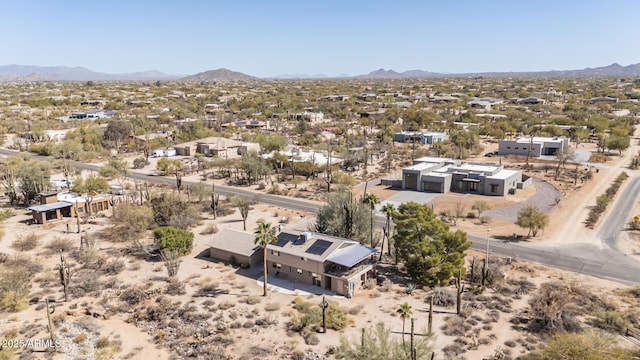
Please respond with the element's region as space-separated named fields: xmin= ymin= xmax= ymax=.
xmin=254 ymin=222 xmax=277 ymax=296
xmin=362 ymin=193 xmax=380 ymax=247
xmin=396 ymin=302 xmax=413 ymax=346
xmin=380 ymin=203 xmax=396 ymax=261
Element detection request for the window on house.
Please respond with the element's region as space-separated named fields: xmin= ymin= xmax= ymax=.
xmin=272 ymin=263 xmax=282 ymax=269
xmin=506 ymin=146 xmax=511 ymax=149
xmin=301 ymin=257 xmax=307 ymax=261
xmin=271 ymin=250 xmax=279 ymax=256
xmin=297 ymin=269 xmax=303 ymax=275
xmin=491 ymin=184 xmax=498 ymax=193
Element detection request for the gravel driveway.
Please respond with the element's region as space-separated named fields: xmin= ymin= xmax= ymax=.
xmin=484 ymin=178 xmax=560 ymax=222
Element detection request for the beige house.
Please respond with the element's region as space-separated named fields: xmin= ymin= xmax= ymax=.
xmin=208 ymin=228 xmax=263 ymax=268
xmin=267 ymin=230 xmax=376 ymax=298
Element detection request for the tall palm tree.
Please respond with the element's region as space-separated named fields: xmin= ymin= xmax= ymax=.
xmin=362 ymin=193 xmax=380 ymax=247
xmin=254 ymin=222 xmax=277 ymax=297
xmin=381 ymin=203 xmax=396 ymax=261
xmin=396 ymin=302 xmax=413 ymax=346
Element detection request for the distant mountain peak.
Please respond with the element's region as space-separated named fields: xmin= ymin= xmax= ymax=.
xmin=179 ymin=68 xmax=257 ymax=82
xmin=0 ymin=64 xmax=179 ymax=81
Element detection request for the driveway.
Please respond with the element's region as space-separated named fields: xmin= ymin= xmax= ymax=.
xmin=483 ymin=178 xmax=560 ymax=222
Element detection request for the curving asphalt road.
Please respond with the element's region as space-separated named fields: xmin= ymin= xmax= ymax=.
xmin=2 ymin=148 xmax=639 ymax=285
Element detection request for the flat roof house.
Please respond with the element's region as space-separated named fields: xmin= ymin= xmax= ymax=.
xmin=401 ymin=157 xmax=529 ymax=196
xmin=267 ymin=230 xmax=376 ymax=298
xmin=29 ymin=191 xmax=112 ymax=225
xmin=498 ymin=136 xmax=570 ymax=157
xmin=394 ymin=131 xmax=447 ymax=144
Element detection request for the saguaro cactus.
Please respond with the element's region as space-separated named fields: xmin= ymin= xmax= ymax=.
xmin=455 ymin=268 xmax=464 ymax=315
xmin=320 ymin=296 xmax=329 ymax=333
xmin=428 ymin=295 xmax=433 ymax=335
xmin=45 ymin=299 xmax=56 ymax=342
xmin=59 ymin=250 xmax=71 ymax=302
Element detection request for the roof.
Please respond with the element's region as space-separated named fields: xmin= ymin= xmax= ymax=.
xmin=326 ymin=244 xmax=376 ymax=268
xmin=268 ymin=230 xmax=351 ymax=262
xmin=208 ymin=228 xmax=260 ymax=257
xmin=29 ymin=201 xmax=73 ymax=212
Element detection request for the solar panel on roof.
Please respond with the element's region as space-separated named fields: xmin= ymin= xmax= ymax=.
xmin=305 ymin=239 xmax=332 ymax=255
xmin=274 ymin=232 xmax=297 ymax=247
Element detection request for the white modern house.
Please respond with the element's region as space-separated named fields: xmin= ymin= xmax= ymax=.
xmin=498 ymin=137 xmax=570 ymax=157
xmin=401 ymin=157 xmax=530 ymax=196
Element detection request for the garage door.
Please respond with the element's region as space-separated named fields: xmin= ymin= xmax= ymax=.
xmin=405 ymin=174 xmax=418 ymax=190
xmin=423 ymin=182 xmax=442 ymax=193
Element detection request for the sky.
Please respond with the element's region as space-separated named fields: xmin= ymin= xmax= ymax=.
xmin=2 ymin=0 xmax=640 ymax=77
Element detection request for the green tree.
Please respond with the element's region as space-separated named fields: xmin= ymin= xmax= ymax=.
xmin=516 ymin=205 xmax=549 ymax=237
xmin=241 ymin=151 xmax=270 ymax=184
xmin=103 ymin=120 xmax=133 ymax=151
xmin=156 ymin=157 xmax=182 ymax=175
xmin=254 ymin=222 xmax=277 ymax=296
xmin=72 ymin=173 xmax=109 ymax=194
xmin=393 ymin=202 xmax=471 ymax=286
xmin=315 ymin=190 xmax=370 ymax=244
xmin=149 ymin=193 xmax=199 ymax=229
xmin=362 ymin=193 xmax=380 ymax=247
xmin=153 ymin=226 xmax=194 ymax=256
xmin=99 ymin=157 xmax=130 ymax=181
xmin=607 ymin=135 xmax=630 ymax=154
xmin=0 ymin=268 xmax=31 ymax=312
xmin=396 ymin=302 xmax=412 ymax=346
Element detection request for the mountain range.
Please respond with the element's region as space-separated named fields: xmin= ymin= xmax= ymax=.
xmin=0 ymin=65 xmax=179 ymax=81
xmin=1 ymin=62 xmax=640 ymax=82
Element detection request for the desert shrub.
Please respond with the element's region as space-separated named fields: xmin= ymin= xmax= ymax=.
xmin=304 ymin=333 xmax=320 ymax=345
xmin=348 ymin=304 xmax=364 ymax=315
xmin=289 ymin=299 xmax=349 ymax=334
xmin=133 ymin=157 xmax=150 ymax=169
xmin=592 ymin=310 xmax=629 ymax=333
xmin=0 ymin=268 xmax=31 ymax=311
xmin=164 ymin=278 xmax=186 ymax=296
xmin=441 ymin=316 xmax=470 ymax=337
xmin=244 ymin=296 xmax=261 ymax=305
xmin=504 ymin=340 xmax=516 ymax=348
xmin=218 ymin=301 xmax=235 ymax=310
xmin=12 ymin=233 xmax=40 ymax=251
xmin=199 ymin=223 xmax=218 ymax=235
xmin=442 ymin=343 xmax=466 ymax=357
xmin=4 ymin=255 xmax=43 ymax=275
xmin=508 ymin=278 xmax=536 ymax=295
xmin=46 ymin=237 xmax=75 ymax=253
xmin=76 ymin=247 xmax=106 ymax=270
xmin=524 ymin=330 xmax=633 ymax=359
xmin=120 ymin=287 xmax=147 ymax=305
xmin=103 ymin=259 xmax=125 ymax=275
xmin=629 ymin=286 xmax=640 ymax=298
xmin=528 ymin=282 xmax=581 ymax=333
xmin=194 ymin=281 xmax=222 ymax=297
xmin=265 ymin=303 xmax=281 ymax=312
xmin=0 ymin=209 xmax=15 ymax=221
xmin=73 ymin=333 xmax=88 ymax=343
xmin=70 ymin=272 xmax=102 ymax=297
xmin=431 ymin=287 xmax=455 ymax=307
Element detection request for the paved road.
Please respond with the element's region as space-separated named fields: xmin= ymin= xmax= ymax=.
xmin=2 ymin=148 xmax=639 ymax=285
xmin=597 ymin=174 xmax=640 ymax=251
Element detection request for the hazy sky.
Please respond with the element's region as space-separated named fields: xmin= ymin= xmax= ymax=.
xmin=2 ymin=0 xmax=639 ymax=77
